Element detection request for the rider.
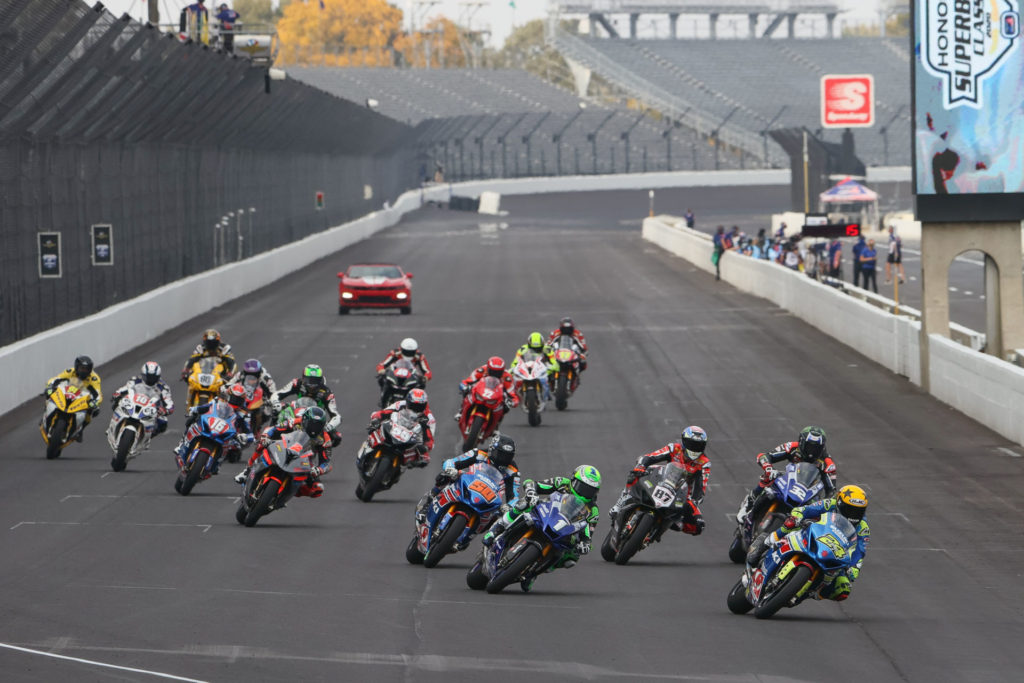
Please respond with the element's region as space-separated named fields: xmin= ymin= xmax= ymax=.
xmin=414 ymin=433 xmax=522 ymax=548
xmin=608 ymin=426 xmax=710 ymax=535
xmin=110 ymin=362 xmax=175 ymax=435
xmin=181 ymin=328 xmax=236 ymax=381
xmin=271 ymin=364 xmax=342 ymax=447
xmin=510 ymin=332 xmax=558 ymax=400
xmin=45 ymin=355 xmax=103 ymax=439
xmin=455 ymin=356 xmax=519 ymax=422
xmin=376 ymin=338 xmax=432 ymax=384
xmin=173 ymin=383 xmax=253 ymax=472
xmin=234 ymin=407 xmax=333 ymax=498
xmin=361 ymin=388 xmax=436 ymax=469
xmin=736 ymin=425 xmax=837 ymax=525
xmin=546 ymin=316 xmax=588 ymax=378
xmin=747 ymin=484 xmax=870 ymax=602
xmin=482 ymin=465 xmax=601 ymax=592
xmin=236 ymin=358 xmax=277 ymax=396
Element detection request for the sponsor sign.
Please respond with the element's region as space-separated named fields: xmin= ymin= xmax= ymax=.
xmin=38 ymin=232 xmax=62 ymax=278
xmin=821 ymin=75 xmax=875 ymax=128
xmin=91 ymin=224 xmax=113 ymax=266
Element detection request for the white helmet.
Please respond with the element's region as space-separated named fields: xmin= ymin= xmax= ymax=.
xmin=400 ymin=338 xmax=418 ymax=356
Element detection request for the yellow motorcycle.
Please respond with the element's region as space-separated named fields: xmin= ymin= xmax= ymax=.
xmin=41 ymin=380 xmax=94 ymax=459
xmin=187 ymin=357 xmax=226 ymax=407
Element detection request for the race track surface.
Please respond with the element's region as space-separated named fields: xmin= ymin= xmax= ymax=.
xmin=1 ymin=188 xmax=1022 ymax=682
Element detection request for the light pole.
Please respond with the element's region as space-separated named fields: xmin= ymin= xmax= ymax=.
xmin=521 ymin=111 xmax=551 ymax=176
xmin=475 ymin=114 xmax=504 ymax=178
xmin=879 ymin=105 xmax=905 ymax=166
xmin=711 ymin=106 xmax=739 ymax=170
xmin=620 ymin=111 xmax=646 ymax=173
xmin=248 ymin=207 xmax=255 ymax=256
xmin=497 ymin=112 xmax=528 ymax=178
xmin=552 ymin=102 xmax=587 ymax=175
xmin=587 ymin=110 xmax=616 ymax=174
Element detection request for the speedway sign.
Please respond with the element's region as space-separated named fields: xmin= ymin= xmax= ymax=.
xmin=820 ymin=75 xmax=875 ymax=128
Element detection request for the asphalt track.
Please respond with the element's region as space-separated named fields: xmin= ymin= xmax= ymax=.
xmin=2 ymin=188 xmax=1023 ymax=682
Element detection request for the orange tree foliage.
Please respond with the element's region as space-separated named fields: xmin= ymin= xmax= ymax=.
xmin=276 ymin=0 xmax=403 ymax=66
xmin=394 ymin=17 xmax=470 ymax=68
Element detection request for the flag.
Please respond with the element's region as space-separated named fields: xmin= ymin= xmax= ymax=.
xmin=319 ymin=0 xmax=325 ymax=8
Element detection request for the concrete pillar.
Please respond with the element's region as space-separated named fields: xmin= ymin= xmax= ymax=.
xmin=565 ymin=56 xmax=592 ymax=98
xmin=709 ymin=13 xmax=719 ymax=40
xmin=630 ymin=13 xmax=639 ymax=39
xmin=986 ymin=255 xmax=1002 ymax=355
xmin=669 ymin=13 xmax=679 ymax=39
xmin=786 ymin=14 xmax=796 ymax=38
xmin=826 ymin=13 xmax=836 ymax=38
xmin=748 ymin=13 xmax=758 ymax=38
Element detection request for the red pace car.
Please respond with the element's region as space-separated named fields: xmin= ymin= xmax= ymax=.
xmin=337 ymin=263 xmax=413 ymax=315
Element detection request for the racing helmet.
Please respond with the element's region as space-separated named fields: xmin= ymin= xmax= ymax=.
xmin=202 ymin=329 xmax=221 ymax=352
xmin=400 ymin=338 xmax=418 ymax=357
xmin=226 ymin=383 xmax=247 ymax=409
xmin=836 ymin=485 xmax=868 ymax=523
xmin=559 ymin=317 xmax=575 ymax=335
xmin=73 ymin=355 xmax=94 ymax=380
xmin=406 ymin=388 xmax=428 ymax=414
xmin=797 ymin=426 xmax=827 ymax=462
xmin=527 ymin=332 xmax=544 ymax=352
xmin=301 ymin=406 xmax=328 ymax=438
xmin=302 ymin=364 xmax=325 ymax=391
xmin=242 ymin=358 xmax=262 ymax=376
xmin=680 ymin=425 xmax=708 ymax=461
xmin=487 ymin=433 xmax=516 ymax=467
xmin=141 ymin=361 xmax=161 ymax=386
xmin=570 ymin=465 xmax=601 ymax=503
xmin=486 ymin=356 xmax=505 ymax=378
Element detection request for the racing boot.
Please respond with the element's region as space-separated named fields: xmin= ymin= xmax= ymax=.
xmin=746 ymin=532 xmax=772 ymax=566
xmin=414 ymin=493 xmax=430 ymax=525
xmin=519 ymin=576 xmax=535 ymax=593
xmin=736 ymin=488 xmax=759 ymax=524
xmin=607 ymin=489 xmax=631 ymax=524
xmin=481 ymin=522 xmax=505 ymax=547
xmin=233 ymin=467 xmax=249 ymax=484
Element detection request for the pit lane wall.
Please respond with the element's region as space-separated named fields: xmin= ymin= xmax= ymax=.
xmin=643 ymin=215 xmax=1024 ymax=447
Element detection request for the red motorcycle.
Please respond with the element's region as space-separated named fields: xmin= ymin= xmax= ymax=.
xmin=458 ymin=377 xmax=506 ymax=451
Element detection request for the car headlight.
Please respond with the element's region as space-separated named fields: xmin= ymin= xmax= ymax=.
xmin=396 ymin=292 xmax=408 ymax=300
xmin=341 ymin=292 xmax=354 ymax=300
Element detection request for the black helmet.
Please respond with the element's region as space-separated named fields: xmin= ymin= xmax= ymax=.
xmin=301 ymin=406 xmax=328 ymax=437
xmin=202 ymin=329 xmax=221 ymax=352
xmin=680 ymin=425 xmax=708 ymax=461
xmin=798 ymin=426 xmax=827 ymax=462
xmin=487 ymin=433 xmax=516 ymax=467
xmin=559 ymin=317 xmax=575 ymax=335
xmin=74 ymin=355 xmax=94 ymax=380
xmin=141 ymin=361 xmax=161 ymax=386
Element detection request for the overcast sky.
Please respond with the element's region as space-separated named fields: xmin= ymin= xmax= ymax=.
xmin=103 ymin=1 xmax=889 ymax=49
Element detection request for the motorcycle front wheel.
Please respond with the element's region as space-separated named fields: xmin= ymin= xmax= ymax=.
xmin=45 ymin=415 xmax=67 ymax=460
xmin=753 ymin=564 xmax=812 ymax=619
xmin=178 ymin=450 xmax=209 ymax=495
xmin=461 ymin=415 xmax=486 ymax=452
xmin=486 ymin=544 xmax=541 ymax=594
xmin=423 ymin=513 xmax=469 ymax=568
xmin=525 ymin=386 xmax=541 ymax=427
xmin=728 ymin=529 xmax=747 ymax=564
xmin=615 ymin=512 xmax=654 ymax=565
xmin=359 ymin=452 xmax=392 ymax=502
xmin=112 ymin=429 xmax=133 ymax=472
xmin=244 ymin=484 xmax=277 ymax=527
xmin=555 ymin=375 xmax=569 ymax=411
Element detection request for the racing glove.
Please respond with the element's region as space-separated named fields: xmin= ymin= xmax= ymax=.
xmin=626 ymin=466 xmax=645 ymax=485
xmin=783 ymin=515 xmax=799 ymax=529
xmin=329 ymin=429 xmax=342 ymax=447
xmin=443 ymin=463 xmax=458 ymax=478
xmin=311 ymin=466 xmax=323 ymax=478
xmin=458 ymin=383 xmax=469 ymax=395
xmin=367 ymin=417 xmax=381 ymax=432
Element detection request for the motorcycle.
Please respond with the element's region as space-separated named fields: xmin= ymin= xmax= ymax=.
xmin=174 ymin=399 xmax=245 ymax=495
xmin=727 ymin=510 xmax=858 ymax=619
xmin=275 ymin=396 xmax=318 ymax=426
xmin=40 ymin=380 xmax=94 ymax=459
xmin=512 ymin=352 xmax=549 ymax=427
xmin=379 ymin=358 xmax=425 ymax=409
xmin=551 ymin=335 xmax=582 ymax=411
xmin=457 ymin=376 xmax=505 ymax=451
xmin=354 ymin=407 xmax=425 ymax=502
xmin=234 ymin=374 xmax=268 ymax=436
xmin=467 ymin=491 xmax=588 ymax=594
xmin=728 ymin=462 xmax=827 ymax=564
xmin=235 ymin=431 xmax=315 ymax=527
xmin=186 ymin=357 xmax=226 ymax=407
xmin=407 ymin=462 xmax=506 ymax=568
xmin=600 ymin=462 xmax=691 ymax=565
xmin=106 ymin=384 xmax=162 ymax=472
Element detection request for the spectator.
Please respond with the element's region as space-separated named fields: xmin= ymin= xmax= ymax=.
xmin=886 ymin=227 xmax=905 ymax=284
xmin=780 ymin=241 xmax=803 ymax=271
xmin=181 ymin=1 xmax=208 ymax=35
xmin=712 ymin=226 xmax=728 ymax=280
xmin=859 ymin=239 xmax=879 ymax=293
xmin=766 ymin=238 xmax=783 ymax=262
xmin=728 ymin=225 xmax=740 ymax=247
xmin=684 ymin=208 xmax=695 ymax=228
xmin=828 ymin=238 xmax=842 ymax=278
xmin=775 ymin=222 xmax=786 ymax=239
xmin=851 ymin=235 xmax=866 ymax=288
xmin=215 ymin=3 xmax=240 ymax=52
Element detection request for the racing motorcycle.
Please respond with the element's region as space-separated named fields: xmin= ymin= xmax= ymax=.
xmin=600 ymin=462 xmax=691 ymax=565
xmin=40 ymin=380 xmax=94 ymax=459
xmin=407 ymin=462 xmax=506 ymax=568
xmin=467 ymin=491 xmax=589 ymax=594
xmin=728 ymin=462 xmax=827 ymax=564
xmin=379 ymin=359 xmax=425 ymax=409
xmin=458 ymin=376 xmax=505 ymax=451
xmin=512 ymin=352 xmax=549 ymax=427
xmin=235 ymin=431 xmax=315 ymax=527
xmin=727 ymin=510 xmax=858 ymax=619
xmin=186 ymin=357 xmax=226 ymax=407
xmin=551 ymin=335 xmax=582 ymax=411
xmin=233 ymin=374 xmax=268 ymax=437
xmin=354 ymin=407 xmax=425 ymax=502
xmin=174 ymin=399 xmax=247 ymax=495
xmin=274 ymin=396 xmax=318 ymax=426
xmin=106 ymin=384 xmax=162 ymax=471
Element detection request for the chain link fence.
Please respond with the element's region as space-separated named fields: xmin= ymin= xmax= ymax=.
xmin=0 ymin=0 xmax=416 ymax=346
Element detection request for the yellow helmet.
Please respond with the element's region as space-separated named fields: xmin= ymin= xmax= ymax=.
xmin=836 ymin=485 xmax=868 ymax=523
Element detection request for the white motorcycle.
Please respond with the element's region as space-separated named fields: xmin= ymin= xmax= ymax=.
xmin=106 ymin=385 xmax=162 ymax=472
xmin=513 ymin=352 xmax=550 ymax=427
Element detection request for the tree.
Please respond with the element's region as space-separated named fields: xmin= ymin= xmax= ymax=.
xmin=276 ymin=0 xmax=403 ymax=66
xmin=394 ymin=17 xmax=471 ymax=69
xmin=497 ymin=19 xmax=574 ymax=90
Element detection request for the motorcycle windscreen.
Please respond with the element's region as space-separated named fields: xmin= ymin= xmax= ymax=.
xmin=388 ymin=408 xmax=422 ymax=444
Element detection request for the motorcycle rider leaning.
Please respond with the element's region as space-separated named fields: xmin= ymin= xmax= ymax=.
xmin=747 ymin=484 xmax=870 ymax=602
xmin=111 ymin=361 xmax=174 ymax=434
xmin=608 ymin=426 xmax=710 ymax=535
xmin=173 ymin=384 xmax=253 ymax=473
xmin=271 ymin=364 xmax=342 ymax=447
xmin=455 ymin=356 xmax=519 ymax=422
xmin=359 ymin=388 xmax=436 ymax=470
xmin=510 ymin=332 xmax=558 ymax=401
xmin=376 ymin=338 xmax=432 ymax=385
xmin=234 ymin=406 xmax=333 ymax=498
xmin=46 ymin=355 xmax=103 ymax=440
xmin=181 ymin=328 xmax=236 ymax=381
xmin=482 ymin=464 xmax=601 ymax=592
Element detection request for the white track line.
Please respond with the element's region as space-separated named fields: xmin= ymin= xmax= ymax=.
xmin=0 ymin=642 xmax=208 ymax=682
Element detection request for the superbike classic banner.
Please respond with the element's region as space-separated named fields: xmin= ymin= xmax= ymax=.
xmin=914 ymin=0 xmax=1024 ymax=199
xmin=38 ymin=232 xmax=61 ymax=278
xmin=91 ymin=224 xmax=113 ymax=266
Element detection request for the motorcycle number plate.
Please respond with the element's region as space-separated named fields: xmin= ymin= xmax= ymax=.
xmin=468 ymin=480 xmax=497 ymax=502
xmin=652 ymin=484 xmax=675 ymax=506
xmin=207 ymin=417 xmax=229 ymax=433
xmin=198 ymin=373 xmax=215 ymax=386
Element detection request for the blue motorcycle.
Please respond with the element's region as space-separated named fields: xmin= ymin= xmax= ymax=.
xmin=729 ymin=462 xmax=827 ymax=563
xmin=407 ymin=462 xmax=507 ymax=568
xmin=727 ymin=510 xmax=858 ymax=619
xmin=468 ymin=491 xmax=588 ymax=594
xmin=174 ymin=399 xmax=245 ymax=495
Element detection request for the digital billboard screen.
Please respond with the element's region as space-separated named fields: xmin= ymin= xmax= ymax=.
xmin=913 ymin=0 xmax=1024 ymax=221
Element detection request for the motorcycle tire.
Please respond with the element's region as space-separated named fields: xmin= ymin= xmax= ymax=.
xmin=174 ymin=477 xmax=183 ymax=493
xmin=728 ymin=530 xmax=747 ymax=564
xmin=235 ymin=504 xmax=248 ymax=525
xmin=112 ymin=430 xmax=133 ymax=472
xmin=555 ymin=375 xmax=569 ymax=411
xmin=486 ymin=544 xmax=541 ymax=594
xmin=178 ymin=450 xmax=208 ymax=496
xmin=466 ymin=556 xmax=487 ymax=590
xmin=244 ymin=484 xmax=277 ymax=527
xmin=525 ymin=387 xmax=541 ymax=427
xmin=753 ymin=564 xmax=812 ymax=619
xmin=615 ymin=512 xmax=655 ymax=565
xmin=600 ymin=529 xmax=617 ymax=563
xmin=406 ymin=537 xmax=425 ymax=565
xmin=461 ymin=415 xmax=486 ymax=452
xmin=359 ymin=453 xmax=391 ymax=502
xmin=45 ymin=416 xmax=67 ymax=460
xmin=423 ymin=514 xmax=469 ymax=568
xmin=727 ymin=579 xmax=754 ymax=615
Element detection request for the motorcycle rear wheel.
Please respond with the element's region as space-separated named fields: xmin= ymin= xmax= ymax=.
xmin=112 ymin=430 xmax=133 ymax=472
xmin=406 ymin=537 xmax=425 ymax=565
xmin=615 ymin=512 xmax=654 ymax=565
xmin=235 ymin=504 xmax=248 ymax=525
xmin=753 ymin=564 xmax=812 ymax=619
xmin=245 ymin=484 xmax=277 ymax=527
xmin=728 ymin=530 xmax=747 ymax=564
xmin=461 ymin=415 xmax=485 ymax=452
xmin=486 ymin=544 xmax=541 ymax=594
xmin=45 ymin=416 xmax=67 ymax=459
xmin=466 ymin=556 xmax=487 ymax=590
xmin=727 ymin=579 xmax=754 ymax=614
xmin=423 ymin=514 xmax=469 ymax=568
xmin=600 ymin=529 xmax=617 ymax=562
xmin=178 ymin=450 xmax=208 ymax=495
xmin=359 ymin=453 xmax=391 ymax=502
